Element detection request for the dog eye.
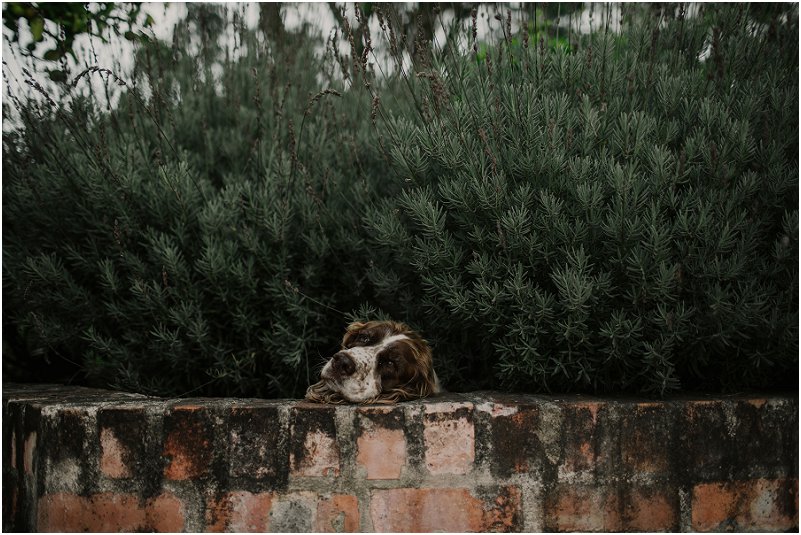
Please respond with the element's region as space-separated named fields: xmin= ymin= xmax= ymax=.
xmin=359 ymin=334 xmax=371 ymax=344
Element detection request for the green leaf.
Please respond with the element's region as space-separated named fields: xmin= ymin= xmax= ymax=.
xmin=42 ymin=48 xmax=64 ymax=61
xmin=124 ymin=30 xmax=137 ymax=41
xmin=144 ymin=14 xmax=154 ymax=27
xmin=29 ymin=16 xmax=44 ymax=41
xmin=3 ymin=16 xmax=20 ymax=34
xmin=47 ymin=69 xmax=67 ymax=83
xmin=70 ymin=17 xmax=87 ymax=34
xmin=476 ymin=42 xmax=489 ymax=62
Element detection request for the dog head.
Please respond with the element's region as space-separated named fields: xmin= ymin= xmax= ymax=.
xmin=305 ymin=320 xmax=440 ymax=404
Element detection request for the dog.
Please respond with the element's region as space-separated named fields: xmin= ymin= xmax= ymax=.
xmin=305 ymin=320 xmax=441 ymax=404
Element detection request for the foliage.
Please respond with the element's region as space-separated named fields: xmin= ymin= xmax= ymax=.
xmin=3 ymin=4 xmax=385 ymax=397
xmin=361 ymin=3 xmax=799 ymax=394
xmin=3 ymin=3 xmax=798 ymax=397
xmin=2 ymin=2 xmax=152 ymax=81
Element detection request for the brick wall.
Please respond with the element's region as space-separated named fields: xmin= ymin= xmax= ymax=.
xmin=3 ymin=383 xmax=798 ymax=532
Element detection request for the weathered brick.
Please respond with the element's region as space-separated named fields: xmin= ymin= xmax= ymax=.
xmin=227 ymin=405 xmax=289 ymax=487
xmin=148 ymin=492 xmax=185 ymax=532
xmin=206 ymin=491 xmax=272 ymax=532
xmin=559 ymin=401 xmax=612 ymax=478
xmin=619 ymin=402 xmax=673 ymax=476
xmin=44 ymin=408 xmax=89 ymax=460
xmin=356 ymin=406 xmax=406 ymax=480
xmin=730 ymin=398 xmax=798 ymax=478
xmin=370 ymin=486 xmax=521 ymax=532
xmin=545 ymin=484 xmax=622 ymax=532
xmin=7 ymin=486 xmax=17 ymax=528
xmin=37 ymin=492 xmax=185 ymax=532
xmin=315 ymin=494 xmax=360 ymax=532
xmin=479 ymin=485 xmax=524 ymax=532
xmin=679 ymin=400 xmax=733 ymax=480
xmin=691 ymin=479 xmax=799 ymax=532
xmin=289 ymin=405 xmax=339 ymax=478
xmin=9 ymin=430 xmax=16 ymax=470
xmin=215 ymin=491 xmax=359 ymax=533
xmin=4 ymin=402 xmax=36 ymax=533
xmin=97 ymin=405 xmax=150 ymax=480
xmin=40 ymin=408 xmax=94 ymax=494
xmin=268 ymin=492 xmax=316 ymax=532
xmin=163 ymin=405 xmax=214 ymax=480
xmin=3 ymin=448 xmax=19 ymax=533
xmin=622 ymin=485 xmax=679 ymax=532
xmin=423 ymin=402 xmax=475 ymax=475
xmin=99 ymin=428 xmax=129 ymax=478
xmin=357 ymin=428 xmax=405 ymax=480
xmin=23 ymin=431 xmax=35 ymax=476
xmin=3 ymin=386 xmax=798 ymax=533
xmin=478 ymin=397 xmax=547 ymax=477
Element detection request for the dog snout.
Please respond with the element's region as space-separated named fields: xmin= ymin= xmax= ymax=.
xmin=331 ymin=351 xmax=356 ymax=377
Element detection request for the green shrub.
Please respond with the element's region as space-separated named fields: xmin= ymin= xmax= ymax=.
xmin=3 ymin=4 xmax=798 ymax=397
xmin=363 ymin=4 xmax=799 ymax=394
xmin=3 ymin=5 xmax=387 ymax=397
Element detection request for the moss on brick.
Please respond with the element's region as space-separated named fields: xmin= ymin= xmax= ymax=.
xmin=3 ymin=386 xmax=798 ymax=533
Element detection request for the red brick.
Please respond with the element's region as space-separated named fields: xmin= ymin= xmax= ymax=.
xmin=99 ymin=428 xmax=131 ymax=478
xmin=692 ymin=479 xmax=798 ymax=532
xmin=482 ymin=486 xmax=524 ymax=532
xmin=23 ymin=431 xmax=36 ymax=475
xmin=424 ymin=403 xmax=475 ymax=475
xmin=289 ymin=407 xmax=340 ymax=478
xmin=149 ymin=493 xmax=185 ymax=532
xmin=8 ymin=485 xmax=18 ymax=527
xmin=480 ymin=400 xmax=545 ymax=476
xmin=680 ymin=400 xmax=732 ymax=479
xmin=10 ymin=430 xmax=16 ymax=470
xmin=731 ymin=398 xmax=795 ymax=477
xmin=41 ymin=408 xmax=91 ymax=482
xmin=370 ymin=486 xmax=520 ymax=532
xmin=619 ymin=403 xmax=672 ymax=475
xmin=623 ymin=486 xmax=679 ymax=532
xmin=560 ymin=401 xmax=608 ymax=476
xmin=315 ymin=494 xmax=360 ymax=532
xmin=747 ymin=398 xmax=768 ymax=409
xmin=357 ymin=426 xmax=406 ymax=479
xmin=205 ymin=491 xmax=358 ymax=533
xmin=227 ymin=406 xmax=288 ymax=485
xmin=290 ymin=428 xmax=339 ymax=477
xmin=545 ymin=484 xmax=622 ymax=532
xmin=37 ymin=492 xmax=184 ymax=532
xmin=206 ymin=491 xmax=272 ymax=532
xmin=163 ymin=406 xmax=213 ymax=480
xmin=97 ymin=405 xmax=150 ymax=481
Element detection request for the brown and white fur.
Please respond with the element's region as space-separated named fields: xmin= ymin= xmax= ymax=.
xmin=305 ymin=320 xmax=440 ymax=404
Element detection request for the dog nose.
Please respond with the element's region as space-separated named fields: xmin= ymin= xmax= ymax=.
xmin=331 ymin=351 xmax=356 ymax=377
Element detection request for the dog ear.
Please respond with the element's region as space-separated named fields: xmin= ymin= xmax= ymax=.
xmin=378 ymin=338 xmax=439 ymax=403
xmin=305 ymin=380 xmax=346 ymax=404
xmin=345 ymin=321 xmax=366 ymax=332
xmin=342 ymin=321 xmax=366 ymax=347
